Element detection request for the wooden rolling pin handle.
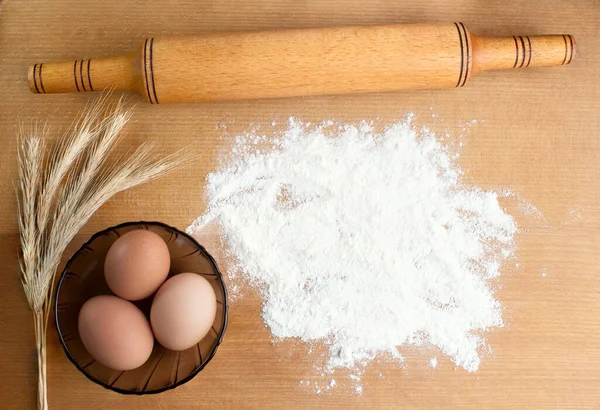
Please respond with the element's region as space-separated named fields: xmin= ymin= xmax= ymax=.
xmin=472 ymin=34 xmax=576 ymax=73
xmin=28 ymin=53 xmax=140 ymax=95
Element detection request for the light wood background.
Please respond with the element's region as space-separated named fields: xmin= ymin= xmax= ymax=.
xmin=1 ymin=0 xmax=599 ymax=409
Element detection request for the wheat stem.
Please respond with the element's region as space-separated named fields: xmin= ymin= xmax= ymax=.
xmin=35 ymin=310 xmax=48 ymax=410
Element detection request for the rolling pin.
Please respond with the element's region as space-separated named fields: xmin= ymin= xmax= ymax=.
xmin=28 ymin=22 xmax=576 ymax=103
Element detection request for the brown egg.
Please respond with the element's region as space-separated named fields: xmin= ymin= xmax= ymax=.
xmin=78 ymin=295 xmax=154 ymax=371
xmin=104 ymin=229 xmax=170 ymax=300
xmin=150 ymin=273 xmax=217 ymax=351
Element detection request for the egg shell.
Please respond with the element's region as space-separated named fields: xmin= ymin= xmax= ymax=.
xmin=104 ymin=229 xmax=170 ymax=301
xmin=78 ymin=295 xmax=154 ymax=371
xmin=150 ymin=273 xmax=217 ymax=351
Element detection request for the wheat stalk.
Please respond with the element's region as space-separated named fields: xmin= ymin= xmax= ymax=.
xmin=16 ymin=96 xmax=188 ymax=410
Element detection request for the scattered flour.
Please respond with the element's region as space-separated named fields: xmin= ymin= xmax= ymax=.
xmin=429 ymin=357 xmax=438 ymax=368
xmin=499 ymin=188 xmax=545 ymax=221
xmin=563 ymin=206 xmax=589 ymax=224
xmin=188 ymin=116 xmax=519 ymax=392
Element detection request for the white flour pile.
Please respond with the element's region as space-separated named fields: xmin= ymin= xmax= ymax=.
xmin=188 ymin=117 xmax=517 ymax=385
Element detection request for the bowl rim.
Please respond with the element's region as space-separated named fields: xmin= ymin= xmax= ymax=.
xmin=54 ymin=220 xmax=229 ymax=395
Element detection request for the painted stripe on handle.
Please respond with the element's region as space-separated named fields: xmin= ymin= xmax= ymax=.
xmin=32 ymin=64 xmax=41 ymax=93
xmin=525 ymin=36 xmax=533 ymax=67
xmin=87 ymin=60 xmax=94 ymax=91
xmin=143 ymin=38 xmax=153 ymax=103
xmin=39 ymin=63 xmax=46 ymax=93
xmin=149 ymin=38 xmax=159 ymax=104
xmin=512 ymin=37 xmax=519 ymax=68
xmin=566 ymin=35 xmax=574 ymax=64
xmin=80 ymin=60 xmax=87 ymax=91
xmin=561 ymin=35 xmax=568 ymax=65
xmin=459 ymin=23 xmax=469 ymax=87
xmin=454 ymin=22 xmax=464 ymax=88
xmin=518 ymin=36 xmax=526 ymax=68
xmin=73 ymin=60 xmax=81 ymax=92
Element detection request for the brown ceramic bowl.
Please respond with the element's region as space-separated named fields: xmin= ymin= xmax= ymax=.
xmin=54 ymin=221 xmax=228 ymax=395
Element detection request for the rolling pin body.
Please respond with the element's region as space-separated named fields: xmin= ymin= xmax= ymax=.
xmin=28 ymin=23 xmax=575 ymax=103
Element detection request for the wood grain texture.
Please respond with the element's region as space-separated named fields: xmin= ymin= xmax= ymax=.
xmin=1 ymin=0 xmax=599 ymax=409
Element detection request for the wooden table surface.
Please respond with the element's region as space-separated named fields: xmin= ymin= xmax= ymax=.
xmin=1 ymin=0 xmax=599 ymax=408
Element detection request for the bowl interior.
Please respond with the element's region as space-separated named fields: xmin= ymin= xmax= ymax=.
xmin=55 ymin=221 xmax=227 ymax=394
